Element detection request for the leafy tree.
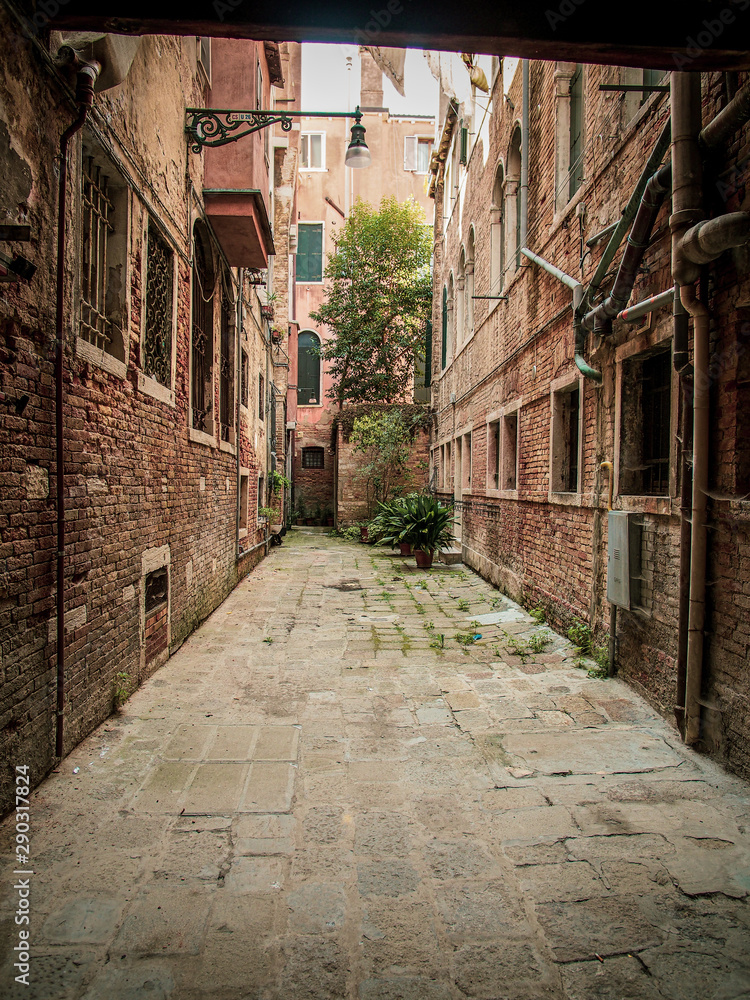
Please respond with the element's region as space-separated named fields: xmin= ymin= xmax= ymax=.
xmin=349 ymin=409 xmax=415 ymax=514
xmin=310 ymin=197 xmax=432 ymax=406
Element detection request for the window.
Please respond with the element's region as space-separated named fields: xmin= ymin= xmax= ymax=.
xmin=297 ymin=223 xmax=323 ymax=282
xmin=490 ymin=164 xmax=505 ymax=297
xmin=502 ymin=413 xmax=519 ymax=490
xmin=191 ymin=222 xmax=214 ymax=432
xmin=456 ymin=249 xmax=466 ymax=347
xmin=241 ymin=350 xmax=249 ymax=408
xmin=219 ymin=269 xmax=235 ymax=443
xmin=461 ymin=432 xmax=472 ymax=491
xmin=298 ymin=331 xmax=321 ymax=405
xmin=302 ymin=447 xmax=324 ymax=469
xmin=196 ymin=36 xmax=211 ymax=87
xmin=301 ymin=133 xmax=325 ymax=170
xmin=441 ymin=285 xmax=448 ymax=370
xmin=239 ymin=473 xmax=249 ymax=532
xmin=258 ymin=372 xmax=265 ymax=421
xmin=507 ymin=127 xmax=522 ymax=271
xmin=465 ymin=229 xmax=475 ymax=340
xmin=569 ymin=65 xmax=584 ymax=200
xmin=79 ymin=143 xmax=127 ymax=367
xmin=404 ymin=136 xmax=432 ymax=173
xmin=551 ymin=381 xmax=582 ymax=493
xmin=488 ymin=409 xmax=519 ymax=492
xmin=620 ymin=346 xmax=672 ymax=496
xmin=144 ymin=220 xmax=174 ymax=387
xmin=554 ymin=62 xmax=584 ymax=213
xmin=257 ymin=474 xmax=264 ymax=519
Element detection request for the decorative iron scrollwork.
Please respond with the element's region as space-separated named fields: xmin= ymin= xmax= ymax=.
xmin=185 ymin=108 xmax=293 ymax=152
xmin=144 ymin=223 xmax=173 ymax=387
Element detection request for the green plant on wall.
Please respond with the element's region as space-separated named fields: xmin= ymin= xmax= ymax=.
xmin=270 ymin=470 xmax=291 ymax=493
xmin=113 ymin=671 xmax=131 ymax=710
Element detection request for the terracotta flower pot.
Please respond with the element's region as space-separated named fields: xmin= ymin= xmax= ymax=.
xmin=360 ymin=526 xmax=369 ymax=542
xmin=414 ymin=549 xmax=433 ymax=569
xmin=398 ymin=542 xmax=413 ymax=556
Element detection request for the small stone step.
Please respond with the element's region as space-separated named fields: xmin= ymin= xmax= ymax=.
xmin=438 ymin=547 xmax=463 ymax=565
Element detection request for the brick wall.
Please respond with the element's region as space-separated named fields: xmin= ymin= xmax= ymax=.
xmin=431 ymin=58 xmax=750 ymax=778
xmin=0 ymin=25 xmax=281 ymax=814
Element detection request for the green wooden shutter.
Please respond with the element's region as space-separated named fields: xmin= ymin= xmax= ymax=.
xmin=298 ymin=332 xmax=320 ymax=405
xmin=569 ymin=66 xmax=584 ymax=200
xmin=297 ymin=224 xmax=323 ymax=282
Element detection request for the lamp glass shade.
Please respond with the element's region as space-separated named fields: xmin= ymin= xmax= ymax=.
xmin=345 ymin=121 xmax=371 ymax=168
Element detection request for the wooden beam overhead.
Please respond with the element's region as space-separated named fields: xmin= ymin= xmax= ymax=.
xmin=45 ymin=0 xmax=750 ymax=71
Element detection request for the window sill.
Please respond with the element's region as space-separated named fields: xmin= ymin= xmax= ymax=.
xmin=138 ymin=372 xmax=175 ymax=406
xmin=299 ymin=167 xmax=328 ymax=173
xmin=219 ymin=439 xmax=237 ymax=456
xmin=189 ymin=427 xmax=216 ymax=448
xmin=615 ymin=495 xmax=674 ymax=516
xmin=548 ymin=490 xmax=583 ymax=506
xmin=484 ymin=488 xmax=518 ymax=500
xmin=76 ymin=337 xmax=127 ymax=380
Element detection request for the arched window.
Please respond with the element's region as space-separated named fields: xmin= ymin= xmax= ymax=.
xmin=191 ymin=221 xmax=214 ymax=432
xmin=490 ymin=164 xmax=505 ymax=295
xmin=507 ymin=127 xmax=522 ymax=272
xmin=447 ymin=273 xmax=455 ymax=364
xmin=441 ymin=285 xmax=448 ymax=370
xmin=466 ymin=228 xmax=475 ymax=338
xmin=456 ymin=249 xmax=466 ymax=346
xmin=298 ymin=331 xmax=321 ymax=405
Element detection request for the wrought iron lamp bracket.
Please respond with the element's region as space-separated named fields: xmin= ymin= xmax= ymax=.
xmin=185 ymin=108 xmax=294 ymax=152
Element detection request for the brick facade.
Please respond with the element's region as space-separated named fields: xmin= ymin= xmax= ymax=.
xmin=430 ymin=57 xmax=750 ymax=778
xmin=0 ymin=21 xmax=291 ymax=813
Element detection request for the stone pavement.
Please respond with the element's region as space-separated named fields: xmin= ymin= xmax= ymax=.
xmin=2 ymin=528 xmax=750 ymax=1000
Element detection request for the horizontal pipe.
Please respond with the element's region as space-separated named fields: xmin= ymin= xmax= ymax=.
xmin=520 ymin=247 xmax=579 ymax=290
xmin=617 ymin=286 xmax=676 ymax=323
xmin=680 ymin=212 xmax=750 ymax=265
xmin=699 ymin=80 xmax=750 ymax=151
xmin=586 ymin=221 xmax=618 ymax=248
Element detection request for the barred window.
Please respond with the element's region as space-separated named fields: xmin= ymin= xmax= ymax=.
xmin=219 ymin=270 xmax=235 ymax=442
xmin=144 ymin=221 xmax=174 ymax=386
xmin=191 ymin=222 xmax=214 ymax=432
xmin=79 ymin=145 xmax=127 ymax=364
xmin=258 ymin=372 xmax=265 ymax=421
xmin=302 ymin=447 xmax=324 ymax=469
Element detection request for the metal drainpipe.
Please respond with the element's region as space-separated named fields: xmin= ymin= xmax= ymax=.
xmin=681 ymin=283 xmax=710 ymax=746
xmin=521 ymin=60 xmax=529 ymax=251
xmin=55 ymin=61 xmax=100 ymax=760
xmin=235 ymin=268 xmax=244 ymax=564
xmin=670 ymin=71 xmax=706 ymax=746
xmin=519 ymin=248 xmax=601 ymax=384
xmin=674 ymin=286 xmax=693 ymax=733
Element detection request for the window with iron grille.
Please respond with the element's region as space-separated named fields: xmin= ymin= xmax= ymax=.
xmin=269 ymin=383 xmax=277 ymax=451
xmin=241 ymin=350 xmax=249 ymax=408
xmin=219 ymin=273 xmax=234 ymax=442
xmin=620 ymin=346 xmax=672 ymax=497
xmin=79 ymin=147 xmax=127 ymax=364
xmin=302 ymin=447 xmax=324 ymax=469
xmin=258 ymin=372 xmax=265 ymax=421
xmin=144 ymin=221 xmax=174 ymax=386
xmin=191 ymin=222 xmax=214 ymax=432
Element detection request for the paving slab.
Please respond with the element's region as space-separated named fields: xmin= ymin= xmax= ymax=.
xmin=2 ymin=529 xmax=749 ymax=1000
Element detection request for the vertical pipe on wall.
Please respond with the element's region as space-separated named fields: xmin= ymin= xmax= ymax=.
xmin=236 ymin=268 xmax=244 ymax=563
xmin=55 ymin=63 xmax=99 ymax=760
xmin=520 ymin=60 xmax=529 ymax=251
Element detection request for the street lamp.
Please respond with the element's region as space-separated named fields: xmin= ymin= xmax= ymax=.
xmin=186 ymin=106 xmax=370 ymax=167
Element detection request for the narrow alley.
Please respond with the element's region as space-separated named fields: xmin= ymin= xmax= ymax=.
xmin=2 ymin=529 xmax=750 ymax=1000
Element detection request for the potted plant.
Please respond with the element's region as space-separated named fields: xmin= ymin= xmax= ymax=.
xmin=257 ymin=506 xmax=276 ymax=522
xmin=369 ymin=496 xmax=414 ymax=554
xmin=397 ymin=494 xmax=456 ymax=569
